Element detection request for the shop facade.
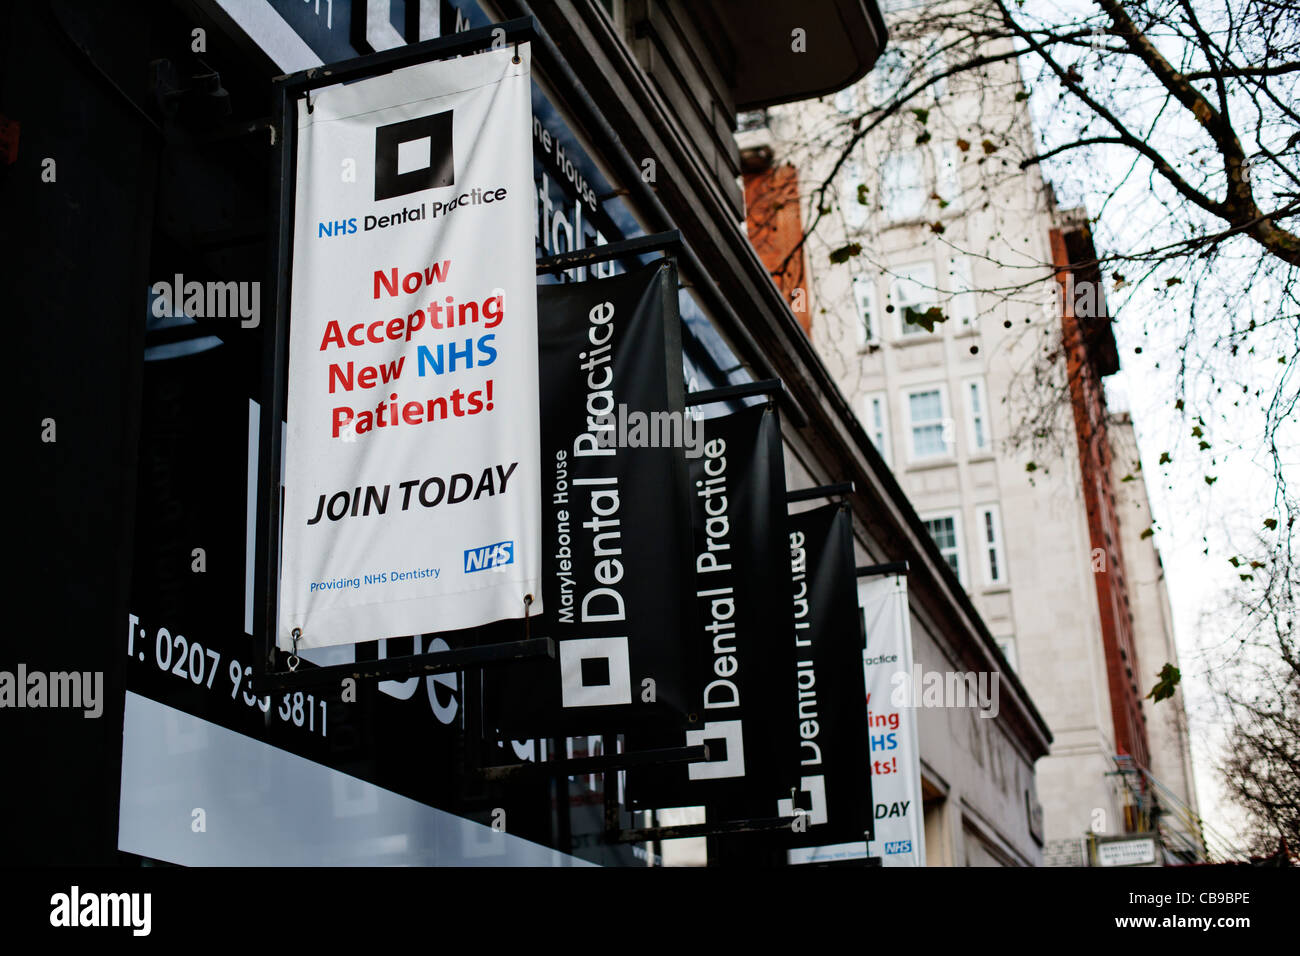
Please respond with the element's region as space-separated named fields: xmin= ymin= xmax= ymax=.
xmin=9 ymin=0 xmax=1049 ymax=866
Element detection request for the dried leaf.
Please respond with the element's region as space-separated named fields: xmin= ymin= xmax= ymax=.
xmin=903 ymin=305 xmax=947 ymax=332
xmin=1145 ymin=663 xmax=1181 ymax=703
xmin=829 ymin=242 xmax=862 ymax=264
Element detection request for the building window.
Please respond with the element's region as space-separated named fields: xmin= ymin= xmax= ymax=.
xmin=948 ymin=256 xmax=976 ymax=327
xmin=852 ymin=274 xmax=878 ymax=344
xmin=977 ymin=503 xmax=1006 ymax=586
xmin=965 ymin=377 xmax=990 ymax=452
xmin=870 ymin=47 xmax=909 ymax=106
xmin=922 ymin=512 xmax=963 ymax=582
xmin=736 ymin=109 xmax=769 ymax=133
xmin=881 ymin=150 xmax=926 ymax=221
xmin=923 ymin=41 xmax=950 ymax=100
xmin=864 ymin=391 xmax=890 ymax=464
xmin=891 ymin=261 xmax=938 ymax=336
xmin=869 ymin=39 xmax=947 ymax=104
xmin=995 ymin=636 xmax=1017 ymax=671
xmin=934 ymin=142 xmax=961 ymax=211
xmin=843 ymin=161 xmax=868 ymax=229
xmin=833 ymin=85 xmax=858 ymax=114
xmin=596 ymin=0 xmax=627 ymax=33
xmin=905 ymin=385 xmax=950 ymax=460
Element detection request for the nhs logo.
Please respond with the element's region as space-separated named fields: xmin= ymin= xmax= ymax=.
xmin=464 ymin=540 xmax=514 ymax=573
xmin=884 ymin=841 xmax=912 ymax=855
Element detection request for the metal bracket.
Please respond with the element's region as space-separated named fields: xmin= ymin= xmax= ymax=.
xmin=603 ymin=815 xmax=795 ymax=844
xmin=535 ymin=229 xmax=681 ymax=274
xmin=475 ymin=744 xmax=709 ymax=781
xmin=684 ymin=377 xmax=807 ymax=429
xmin=856 ymin=561 xmax=909 ymax=577
xmin=252 ymin=637 xmax=556 ymax=693
xmin=274 ymin=18 xmax=539 ymax=95
xmin=684 ymin=377 xmax=781 ymax=407
xmin=787 ymin=481 xmax=855 ymax=503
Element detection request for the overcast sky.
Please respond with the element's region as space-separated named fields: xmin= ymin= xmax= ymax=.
xmin=1019 ymin=0 xmax=1299 ymax=852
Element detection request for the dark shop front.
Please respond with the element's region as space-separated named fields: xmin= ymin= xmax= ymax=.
xmin=6 ymin=0 xmax=980 ymax=868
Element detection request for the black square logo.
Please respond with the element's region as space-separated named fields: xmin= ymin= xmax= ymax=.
xmin=580 ymin=656 xmax=611 ymax=687
xmin=374 ymin=110 xmax=454 ymax=202
xmin=704 ymin=735 xmax=728 ymax=763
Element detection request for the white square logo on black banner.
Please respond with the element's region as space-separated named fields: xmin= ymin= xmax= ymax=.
xmin=686 ymin=719 xmax=746 ymax=780
xmin=559 ymin=637 xmax=632 ymax=708
xmin=778 ymin=774 xmax=828 ymax=826
xmin=374 ymin=110 xmax=454 ymax=201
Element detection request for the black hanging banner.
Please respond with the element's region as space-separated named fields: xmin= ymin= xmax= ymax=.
xmin=489 ymin=260 xmax=695 ymax=736
xmin=625 ymin=403 xmax=799 ymax=817
xmin=780 ymin=503 xmax=875 ymax=857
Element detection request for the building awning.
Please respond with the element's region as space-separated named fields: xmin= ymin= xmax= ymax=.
xmin=714 ymin=0 xmax=888 ymax=110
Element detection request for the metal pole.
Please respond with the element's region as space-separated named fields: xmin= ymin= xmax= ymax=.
xmin=856 ymin=561 xmax=909 ymax=577
xmin=255 ymin=79 xmax=295 ymax=675
xmin=276 ymin=19 xmax=539 ymax=94
xmin=787 ymin=482 xmax=856 ymax=503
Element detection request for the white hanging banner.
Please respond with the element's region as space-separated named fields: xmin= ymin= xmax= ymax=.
xmin=279 ymin=44 xmax=541 ymax=651
xmin=860 ymin=574 xmax=926 ymax=866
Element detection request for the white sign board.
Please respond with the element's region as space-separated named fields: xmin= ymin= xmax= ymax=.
xmin=280 ymin=45 xmax=542 ymax=650
xmin=1096 ymin=837 xmax=1158 ymax=867
xmin=862 ymin=574 xmax=926 ymax=866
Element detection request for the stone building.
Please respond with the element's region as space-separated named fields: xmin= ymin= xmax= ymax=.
xmin=737 ymin=1 xmax=1201 ymax=864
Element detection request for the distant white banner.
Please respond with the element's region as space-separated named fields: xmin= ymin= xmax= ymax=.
xmin=861 ymin=574 xmax=926 ymax=866
xmin=279 ymin=45 xmax=541 ymax=650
